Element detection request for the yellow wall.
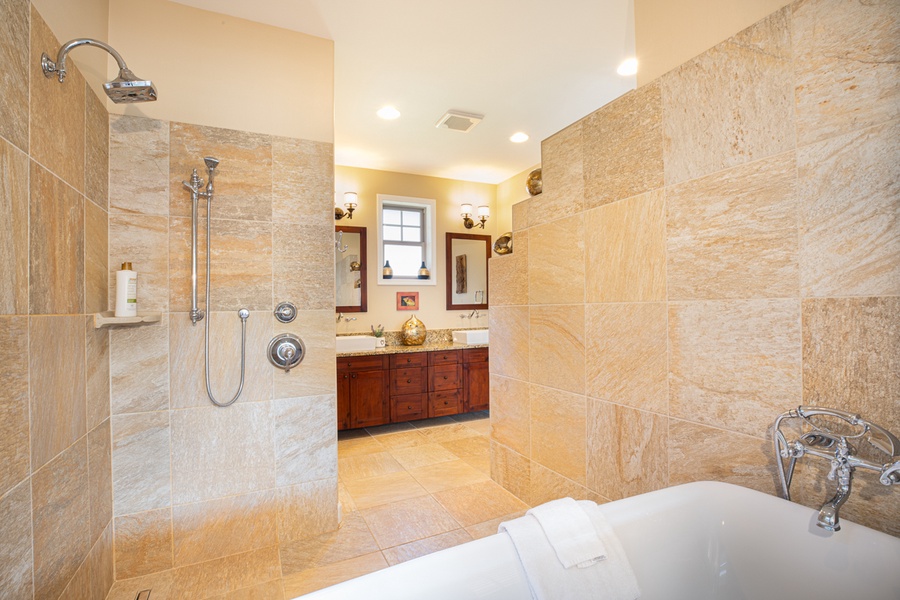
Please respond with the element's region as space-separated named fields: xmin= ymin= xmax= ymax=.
xmin=635 ymin=0 xmax=791 ymax=86
xmin=335 ymin=166 xmax=498 ymax=333
xmin=105 ymin=0 xmax=333 ymax=142
xmin=496 ymin=163 xmax=539 ymax=235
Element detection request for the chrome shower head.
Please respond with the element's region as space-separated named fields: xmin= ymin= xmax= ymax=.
xmin=103 ymin=67 xmax=157 ymax=103
xmin=204 ymin=157 xmax=220 ymax=171
xmin=42 ymin=38 xmax=157 ymax=104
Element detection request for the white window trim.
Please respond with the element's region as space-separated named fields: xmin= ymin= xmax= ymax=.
xmin=376 ymin=194 xmax=437 ymax=286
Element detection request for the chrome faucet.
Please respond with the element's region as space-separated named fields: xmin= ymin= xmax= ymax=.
xmin=773 ymin=406 xmax=900 ymax=532
xmin=468 ymin=309 xmax=480 ymax=319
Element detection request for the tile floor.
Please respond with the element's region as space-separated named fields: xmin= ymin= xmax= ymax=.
xmin=282 ymin=412 xmax=530 ymax=597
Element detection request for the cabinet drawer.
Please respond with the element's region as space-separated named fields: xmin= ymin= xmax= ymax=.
xmin=389 ymin=353 xmax=428 ymax=369
xmin=428 ymin=349 xmax=460 ymax=366
xmin=429 ymin=390 xmax=460 ymax=417
xmin=338 ymin=355 xmax=387 ymax=371
xmin=430 ymin=364 xmax=461 ymax=391
xmin=463 ymin=348 xmax=489 ymax=363
xmin=392 ymin=394 xmax=427 ymax=421
xmin=390 ymin=367 xmax=426 ymax=395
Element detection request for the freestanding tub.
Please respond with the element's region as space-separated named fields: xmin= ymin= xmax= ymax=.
xmin=297 ymin=481 xmax=900 ymax=600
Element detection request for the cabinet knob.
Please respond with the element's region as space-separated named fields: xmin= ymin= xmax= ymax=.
xmin=443 ymin=376 xmax=448 ymax=380
xmin=347 ymin=363 xmax=352 ymax=368
xmin=444 ymin=401 xmax=449 ymax=405
xmin=407 ymin=379 xmax=412 ymax=383
xmin=407 ymin=405 xmax=412 ymax=410
xmin=351 ymin=374 xmax=357 ymax=379
xmin=406 ymin=358 xmax=411 ymax=362
xmin=343 ymin=374 xmax=348 ymax=379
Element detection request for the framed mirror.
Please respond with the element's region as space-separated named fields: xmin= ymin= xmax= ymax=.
xmin=445 ymin=232 xmax=491 ymax=311
xmin=336 ymin=226 xmax=367 ymax=313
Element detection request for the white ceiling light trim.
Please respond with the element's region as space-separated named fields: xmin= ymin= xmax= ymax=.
xmin=510 ymin=132 xmax=529 ymax=143
xmin=377 ymin=106 xmax=401 ymax=120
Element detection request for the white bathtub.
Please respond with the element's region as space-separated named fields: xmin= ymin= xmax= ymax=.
xmin=297 ymin=481 xmax=900 ymax=600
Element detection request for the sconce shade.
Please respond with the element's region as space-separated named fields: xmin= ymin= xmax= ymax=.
xmin=477 ymin=205 xmax=490 ymax=217
xmin=460 ymin=203 xmax=473 ymax=216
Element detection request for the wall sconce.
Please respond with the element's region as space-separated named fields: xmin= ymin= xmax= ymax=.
xmin=461 ymin=203 xmax=489 ymax=229
xmin=335 ymin=192 xmax=358 ymax=220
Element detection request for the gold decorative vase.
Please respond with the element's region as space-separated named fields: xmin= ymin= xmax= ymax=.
xmin=526 ymin=168 xmax=542 ymax=196
xmin=401 ymin=315 xmax=426 ymax=346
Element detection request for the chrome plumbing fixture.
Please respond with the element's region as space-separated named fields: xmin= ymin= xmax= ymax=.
xmin=182 ymin=158 xmax=250 ymax=407
xmin=773 ymin=406 xmax=900 ymax=532
xmin=41 ymin=38 xmax=157 ymax=103
xmin=267 ymin=333 xmax=305 ymax=372
xmin=274 ymin=302 xmax=297 ymax=323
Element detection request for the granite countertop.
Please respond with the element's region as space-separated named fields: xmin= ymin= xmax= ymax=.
xmin=336 ymin=341 xmax=488 ymax=358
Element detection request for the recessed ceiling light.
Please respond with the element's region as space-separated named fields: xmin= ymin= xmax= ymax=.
xmin=617 ymin=57 xmax=638 ymax=76
xmin=377 ymin=106 xmax=401 ymax=120
xmin=510 ymin=132 xmax=529 ymax=143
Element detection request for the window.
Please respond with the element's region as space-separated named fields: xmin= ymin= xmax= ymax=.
xmin=377 ymin=195 xmax=436 ymax=286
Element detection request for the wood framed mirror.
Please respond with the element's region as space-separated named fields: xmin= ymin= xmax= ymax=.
xmin=336 ymin=225 xmax=367 ymax=313
xmin=445 ymin=232 xmax=490 ymax=311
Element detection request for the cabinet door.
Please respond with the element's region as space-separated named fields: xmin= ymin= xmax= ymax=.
xmin=464 ymin=360 xmax=490 ymax=412
xmin=351 ymin=369 xmax=390 ymax=428
xmin=337 ymin=370 xmax=351 ymax=430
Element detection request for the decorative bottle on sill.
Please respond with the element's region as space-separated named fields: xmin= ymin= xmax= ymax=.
xmin=382 ymin=260 xmax=393 ymax=279
xmin=401 ymin=314 xmax=426 ymax=346
xmin=417 ymin=261 xmax=430 ymax=280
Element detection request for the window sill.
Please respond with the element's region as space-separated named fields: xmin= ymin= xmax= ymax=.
xmin=377 ymin=277 xmax=437 ymax=286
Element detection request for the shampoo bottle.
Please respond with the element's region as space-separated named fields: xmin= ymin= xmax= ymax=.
xmin=115 ymin=262 xmax=138 ymax=317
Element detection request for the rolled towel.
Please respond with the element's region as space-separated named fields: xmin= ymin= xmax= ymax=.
xmin=528 ymin=497 xmax=606 ymax=568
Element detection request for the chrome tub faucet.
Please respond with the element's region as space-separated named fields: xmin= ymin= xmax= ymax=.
xmin=773 ymin=406 xmax=900 ymax=532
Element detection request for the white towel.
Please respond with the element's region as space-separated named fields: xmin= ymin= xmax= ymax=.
xmin=528 ymin=497 xmax=606 ymax=568
xmin=499 ymin=500 xmax=640 ymax=600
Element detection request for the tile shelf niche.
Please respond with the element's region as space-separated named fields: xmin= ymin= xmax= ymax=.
xmin=93 ymin=311 xmax=162 ymax=329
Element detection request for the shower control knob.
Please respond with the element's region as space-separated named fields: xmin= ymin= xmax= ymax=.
xmin=274 ymin=302 xmax=297 ymax=323
xmin=267 ymin=333 xmax=305 ymax=372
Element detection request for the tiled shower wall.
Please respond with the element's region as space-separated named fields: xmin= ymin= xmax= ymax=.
xmin=1 ymin=1 xmax=114 ymax=599
xmin=490 ymin=0 xmax=899 ymax=536
xmin=105 ymin=114 xmax=338 ymax=589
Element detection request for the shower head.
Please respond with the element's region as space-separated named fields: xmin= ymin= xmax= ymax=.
xmin=42 ymin=38 xmax=157 ymax=104
xmin=204 ymin=157 xmax=220 ymax=171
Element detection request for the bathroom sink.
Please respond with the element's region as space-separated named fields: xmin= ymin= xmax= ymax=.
xmin=452 ymin=329 xmax=489 ymax=345
xmin=335 ymin=335 xmax=376 ymax=353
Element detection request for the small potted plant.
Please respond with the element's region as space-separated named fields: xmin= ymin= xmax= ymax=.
xmin=371 ymin=324 xmax=386 ymax=348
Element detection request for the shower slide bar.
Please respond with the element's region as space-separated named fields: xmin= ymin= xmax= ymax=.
xmin=182 ymin=158 xmax=250 ymax=408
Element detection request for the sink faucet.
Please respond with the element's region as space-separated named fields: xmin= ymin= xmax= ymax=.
xmin=773 ymin=406 xmax=900 ymax=532
xmin=468 ymin=309 xmax=480 ymax=319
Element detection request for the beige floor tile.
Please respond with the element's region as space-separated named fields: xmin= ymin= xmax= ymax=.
xmin=337 ymin=436 xmax=385 ymax=458
xmin=433 ymin=480 xmax=529 ymax=528
xmin=280 ymin=512 xmax=378 ymax=575
xmin=440 ymin=435 xmax=490 ymax=459
xmin=464 ymin=419 xmax=491 ymax=436
xmin=337 ymin=482 xmax=357 ymax=513
xmin=372 ymin=430 xmax=429 ymax=449
xmin=464 ymin=510 xmax=529 ymax=540
xmin=282 ymin=552 xmax=387 ymax=598
xmin=360 ymin=496 xmax=461 ymax=549
xmin=408 ymin=460 xmax=489 ymax=493
xmin=382 ymin=529 xmax=473 ymax=566
xmin=338 ymin=451 xmax=404 ymax=481
xmin=416 ymin=423 xmax=481 ymax=444
xmin=388 ymin=443 xmax=458 ymax=470
xmin=342 ymin=471 xmax=428 ymax=510
xmin=364 ymin=422 xmax=415 ymax=436
xmin=462 ymin=453 xmax=491 ymax=476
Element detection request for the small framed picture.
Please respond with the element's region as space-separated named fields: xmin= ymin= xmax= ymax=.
xmin=397 ymin=292 xmax=419 ymax=310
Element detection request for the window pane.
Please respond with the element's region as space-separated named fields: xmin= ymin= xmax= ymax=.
xmin=383 ymin=209 xmax=402 ymax=225
xmin=383 ymin=225 xmax=402 ymax=241
xmin=403 ymin=226 xmax=421 ymax=242
xmin=384 ymin=244 xmax=424 ymax=277
xmin=402 ymin=210 xmax=421 ymax=226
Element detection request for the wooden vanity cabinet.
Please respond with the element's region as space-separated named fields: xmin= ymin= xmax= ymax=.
xmin=337 ymin=355 xmax=390 ymax=430
xmin=463 ymin=348 xmax=489 ymax=412
xmin=337 ymin=347 xmax=488 ymax=430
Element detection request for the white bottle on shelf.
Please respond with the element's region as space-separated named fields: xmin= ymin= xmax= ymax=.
xmin=115 ymin=262 xmax=138 ymax=317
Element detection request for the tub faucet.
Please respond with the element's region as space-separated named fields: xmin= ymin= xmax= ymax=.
xmin=773 ymin=406 xmax=900 ymax=532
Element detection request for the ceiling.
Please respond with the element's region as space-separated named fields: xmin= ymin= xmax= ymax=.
xmin=171 ymin=0 xmax=636 ymax=184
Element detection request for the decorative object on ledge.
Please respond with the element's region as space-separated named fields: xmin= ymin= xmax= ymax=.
xmin=371 ymin=324 xmax=386 ymax=347
xmin=397 ymin=291 xmax=419 ymax=310
xmin=417 ymin=261 xmax=431 ymax=280
xmin=382 ymin=260 xmax=393 ymax=279
xmin=401 ymin=314 xmax=427 ymax=346
xmin=493 ymin=232 xmax=513 ymax=255
xmin=460 ymin=203 xmax=490 ymax=229
xmin=455 ymin=254 xmax=467 ymax=293
xmin=335 ymin=192 xmax=358 ymax=220
xmin=350 ymin=260 xmax=361 ymax=272
xmin=526 ymin=168 xmax=542 ymax=196
xmin=93 ymin=311 xmax=162 ymax=329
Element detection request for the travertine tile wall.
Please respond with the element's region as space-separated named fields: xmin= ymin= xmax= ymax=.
xmin=106 ymin=113 xmax=338 ymax=586
xmin=0 ymin=1 xmax=114 ymax=598
xmin=490 ymin=0 xmax=899 ymax=536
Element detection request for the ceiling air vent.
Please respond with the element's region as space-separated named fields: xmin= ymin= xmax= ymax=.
xmin=435 ymin=110 xmax=484 ymax=133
